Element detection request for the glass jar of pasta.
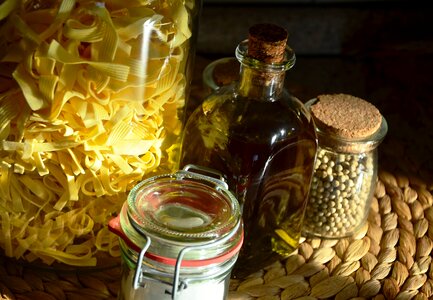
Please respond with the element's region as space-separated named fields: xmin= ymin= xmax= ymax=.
xmin=0 ymin=0 xmax=201 ymax=267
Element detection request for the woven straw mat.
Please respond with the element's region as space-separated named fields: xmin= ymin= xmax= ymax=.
xmin=1 ymin=169 xmax=433 ymax=300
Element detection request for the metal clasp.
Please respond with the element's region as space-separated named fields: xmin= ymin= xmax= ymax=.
xmin=179 ymin=164 xmax=229 ymax=191
xmin=133 ymin=219 xmax=242 ymax=299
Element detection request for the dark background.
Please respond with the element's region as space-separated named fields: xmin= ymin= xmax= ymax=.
xmin=191 ymin=0 xmax=433 ymax=184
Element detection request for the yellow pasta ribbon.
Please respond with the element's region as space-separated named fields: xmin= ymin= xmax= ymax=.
xmin=0 ymin=0 xmax=193 ymax=266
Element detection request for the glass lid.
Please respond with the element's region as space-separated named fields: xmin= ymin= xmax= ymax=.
xmin=127 ymin=172 xmax=241 ymax=246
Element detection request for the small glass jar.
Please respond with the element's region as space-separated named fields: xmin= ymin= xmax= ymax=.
xmin=109 ymin=165 xmax=243 ymax=300
xmin=202 ymin=57 xmax=240 ymax=91
xmin=302 ymin=95 xmax=388 ymax=239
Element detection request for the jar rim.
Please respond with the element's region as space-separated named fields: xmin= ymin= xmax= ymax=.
xmin=202 ymin=57 xmax=239 ymax=91
xmin=142 ymin=229 xmax=243 ymax=267
xmin=127 ymin=175 xmax=240 ymax=242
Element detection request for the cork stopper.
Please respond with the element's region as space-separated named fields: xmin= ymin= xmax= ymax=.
xmin=311 ymin=94 xmax=382 ymax=139
xmin=247 ymin=23 xmax=288 ymax=63
xmin=212 ymin=58 xmax=240 ymax=87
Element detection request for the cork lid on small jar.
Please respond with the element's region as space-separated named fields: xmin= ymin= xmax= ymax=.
xmin=308 ymin=94 xmax=388 ymax=153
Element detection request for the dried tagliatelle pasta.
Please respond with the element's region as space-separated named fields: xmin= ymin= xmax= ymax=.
xmin=0 ymin=0 xmax=200 ymax=266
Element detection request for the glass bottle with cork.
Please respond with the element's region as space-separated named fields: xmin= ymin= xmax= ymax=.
xmin=179 ymin=24 xmax=317 ymax=277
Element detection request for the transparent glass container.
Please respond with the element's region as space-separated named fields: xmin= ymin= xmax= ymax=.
xmin=0 ymin=0 xmax=201 ymax=267
xmin=202 ymin=57 xmax=239 ymax=91
xmin=108 ymin=165 xmax=243 ymax=300
xmin=302 ymin=98 xmax=388 ymax=239
xmin=180 ymin=25 xmax=317 ymax=277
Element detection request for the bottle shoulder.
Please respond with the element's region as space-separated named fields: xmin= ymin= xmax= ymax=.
xmin=186 ymin=88 xmax=316 ymax=146
xmin=197 ymin=86 xmax=311 ymax=119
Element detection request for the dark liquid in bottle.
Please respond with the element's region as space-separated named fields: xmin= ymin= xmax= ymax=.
xmin=180 ymin=89 xmax=317 ymax=276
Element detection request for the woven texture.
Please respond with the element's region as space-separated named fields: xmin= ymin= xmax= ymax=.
xmin=1 ymin=169 xmax=432 ymax=300
xmin=229 ymin=170 xmax=433 ymax=300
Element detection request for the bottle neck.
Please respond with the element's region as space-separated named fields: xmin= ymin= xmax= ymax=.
xmin=237 ymin=65 xmax=286 ymax=101
xmin=234 ymin=39 xmax=296 ymax=102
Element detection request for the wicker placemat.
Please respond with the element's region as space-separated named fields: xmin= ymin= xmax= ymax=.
xmin=229 ymin=170 xmax=433 ymax=300
xmin=1 ymin=169 xmax=432 ymax=300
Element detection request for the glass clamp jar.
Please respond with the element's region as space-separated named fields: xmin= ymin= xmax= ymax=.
xmin=108 ymin=165 xmax=243 ymax=300
xmin=302 ymin=94 xmax=388 ymax=239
